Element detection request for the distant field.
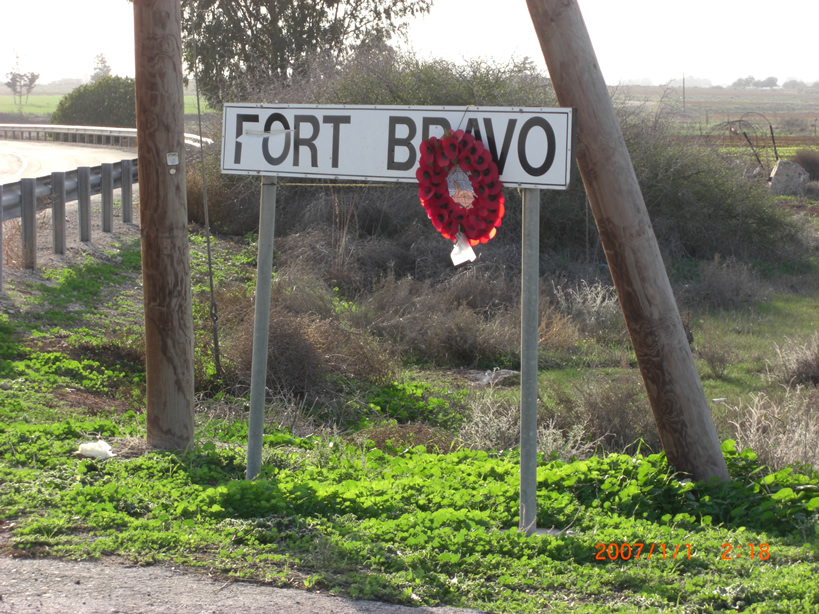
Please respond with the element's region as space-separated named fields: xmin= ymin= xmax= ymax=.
xmin=621 ymin=85 xmax=819 ymax=139
xmin=0 ymin=94 xmax=212 ymax=119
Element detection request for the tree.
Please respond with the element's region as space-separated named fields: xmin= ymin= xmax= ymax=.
xmin=51 ymin=76 xmax=136 ymax=127
xmin=756 ymin=76 xmax=778 ymax=89
xmin=731 ymin=75 xmax=756 ymax=88
xmin=181 ymin=0 xmax=433 ymax=107
xmin=5 ymin=54 xmax=38 ymax=106
xmin=91 ymin=53 xmax=112 ymax=82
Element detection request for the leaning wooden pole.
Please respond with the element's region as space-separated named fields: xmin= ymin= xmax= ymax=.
xmin=526 ymin=0 xmax=729 ymax=481
xmin=133 ymin=0 xmax=195 ymax=450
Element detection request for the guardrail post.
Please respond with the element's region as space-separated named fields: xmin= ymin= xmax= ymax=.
xmin=102 ymin=163 xmax=114 ymax=233
xmin=78 ymin=166 xmax=91 ymax=242
xmin=51 ymin=172 xmax=67 ymax=254
xmin=121 ymin=159 xmax=133 ymax=223
xmin=21 ymin=178 xmax=36 ymax=270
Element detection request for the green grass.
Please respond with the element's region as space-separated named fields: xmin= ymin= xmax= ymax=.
xmin=0 ymin=95 xmax=64 ymax=116
xmin=1 ymin=387 xmax=817 ymax=612
xmin=0 ymin=94 xmax=211 ymax=118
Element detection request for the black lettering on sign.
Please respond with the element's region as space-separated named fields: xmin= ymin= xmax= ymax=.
xmin=234 ymin=114 xmax=259 ymax=164
xmin=464 ymin=117 xmax=483 ymax=143
xmin=518 ymin=117 xmax=556 ymax=176
xmin=322 ymin=115 xmax=352 ymax=168
xmin=422 ymin=117 xmax=451 ymax=141
xmin=262 ymin=113 xmax=291 ymax=166
xmin=482 ymin=118 xmax=517 ymax=175
xmin=294 ymin=115 xmax=320 ymax=167
xmin=387 ymin=116 xmax=416 ymax=171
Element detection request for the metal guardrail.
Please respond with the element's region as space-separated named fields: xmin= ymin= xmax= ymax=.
xmin=0 ymin=159 xmax=138 ymax=291
xmin=0 ymin=124 xmax=212 ymax=291
xmin=0 ymin=123 xmax=211 ymax=148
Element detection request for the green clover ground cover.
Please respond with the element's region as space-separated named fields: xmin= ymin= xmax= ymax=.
xmin=1 ymin=349 xmax=818 ymax=614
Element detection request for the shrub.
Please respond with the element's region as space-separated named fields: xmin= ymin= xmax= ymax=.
xmin=680 ymin=255 xmax=770 ymax=310
xmin=213 ymin=279 xmax=394 ymax=398
xmin=792 ymin=149 xmax=819 ymax=181
xmin=186 ymin=134 xmax=260 ymax=235
xmin=51 ymin=76 xmax=135 ymax=127
xmin=355 ymin=271 xmax=521 ymax=368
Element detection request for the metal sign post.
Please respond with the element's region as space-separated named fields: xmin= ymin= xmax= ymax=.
xmin=247 ymin=176 xmax=278 ymax=480
xmin=520 ymin=187 xmax=541 ymax=535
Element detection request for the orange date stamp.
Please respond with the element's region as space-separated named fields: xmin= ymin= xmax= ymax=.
xmin=595 ymin=542 xmax=691 ymax=560
xmin=720 ymin=543 xmax=770 ymax=560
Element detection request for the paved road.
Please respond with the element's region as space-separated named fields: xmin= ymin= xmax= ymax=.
xmin=0 ymin=140 xmax=136 ymax=184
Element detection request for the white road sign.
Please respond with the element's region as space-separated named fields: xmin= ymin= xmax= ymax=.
xmin=222 ymin=104 xmax=575 ymax=189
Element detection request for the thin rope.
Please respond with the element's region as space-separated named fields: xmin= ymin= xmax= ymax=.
xmin=193 ymin=37 xmax=222 ymax=379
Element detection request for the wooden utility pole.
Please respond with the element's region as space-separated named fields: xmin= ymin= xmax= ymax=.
xmin=526 ymin=0 xmax=729 ymax=482
xmin=133 ymin=0 xmax=195 ymax=450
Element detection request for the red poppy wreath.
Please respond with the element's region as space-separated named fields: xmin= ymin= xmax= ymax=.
xmin=415 ymin=129 xmax=505 ymax=247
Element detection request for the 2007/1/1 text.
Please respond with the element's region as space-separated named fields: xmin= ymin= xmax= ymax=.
xmin=595 ymin=543 xmax=692 ymax=561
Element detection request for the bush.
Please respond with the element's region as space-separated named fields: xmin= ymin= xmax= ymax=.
xmin=212 ymin=279 xmax=395 ymax=399
xmin=623 ymin=114 xmax=797 ymax=262
xmin=51 ymin=76 xmax=135 ymax=127
xmin=186 ymin=134 xmax=261 ymax=235
xmin=678 ymin=255 xmax=770 ymax=310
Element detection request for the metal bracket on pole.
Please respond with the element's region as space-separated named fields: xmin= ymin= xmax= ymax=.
xmin=519 ymin=187 xmax=540 ymax=536
xmin=247 ymin=175 xmax=278 ymax=480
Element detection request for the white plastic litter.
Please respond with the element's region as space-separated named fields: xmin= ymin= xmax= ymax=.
xmin=450 ymin=232 xmax=476 ymax=266
xmin=76 ymin=440 xmax=116 ymax=459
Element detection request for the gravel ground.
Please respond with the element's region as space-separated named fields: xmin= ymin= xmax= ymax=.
xmin=0 ymin=555 xmax=488 ymax=614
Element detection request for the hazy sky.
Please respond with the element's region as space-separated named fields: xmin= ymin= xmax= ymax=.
xmin=2 ymin=0 xmax=817 ymax=88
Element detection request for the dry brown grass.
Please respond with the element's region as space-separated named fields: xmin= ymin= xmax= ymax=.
xmin=724 ymin=386 xmax=819 ymax=471
xmin=549 ymin=279 xmax=625 ymax=343
xmin=550 ymin=371 xmax=660 ymax=453
xmin=770 ymin=333 xmax=819 ymax=386
xmin=354 ymin=270 xmax=521 ymax=367
xmin=538 ymin=302 xmax=578 ymax=351
xmin=214 ymin=280 xmax=395 ymax=398
xmin=456 ymin=388 xmax=599 ymax=460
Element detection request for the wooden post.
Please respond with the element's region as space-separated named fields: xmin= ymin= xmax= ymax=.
xmin=526 ymin=0 xmax=729 ymax=482
xmin=77 ymin=166 xmax=91 ymax=242
xmin=247 ymin=176 xmax=278 ymax=480
xmin=21 ymin=178 xmax=36 ymax=270
xmin=519 ymin=188 xmax=540 ymax=535
xmin=51 ymin=172 xmax=66 ymax=255
xmin=134 ymin=0 xmax=195 ymax=450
